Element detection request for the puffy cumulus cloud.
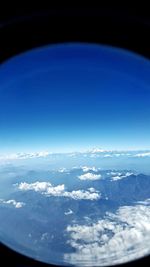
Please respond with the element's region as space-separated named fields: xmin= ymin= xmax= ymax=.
xmin=64 ymin=202 xmax=150 ymax=266
xmin=0 ymin=199 xmax=25 ymax=208
xmin=78 ymin=173 xmax=102 ymax=181
xmin=0 ymin=151 xmax=50 ymax=161
xmin=134 ymin=152 xmax=150 ymax=158
xmin=18 ymin=182 xmax=65 ymax=196
xmin=18 ymin=182 xmax=101 ymax=201
xmin=111 ymin=172 xmax=134 ymax=181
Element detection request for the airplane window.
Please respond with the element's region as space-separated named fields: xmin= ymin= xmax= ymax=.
xmin=0 ymin=43 xmax=150 ymax=266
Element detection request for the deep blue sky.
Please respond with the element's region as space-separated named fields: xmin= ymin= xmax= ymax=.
xmin=0 ymin=43 xmax=150 ymax=153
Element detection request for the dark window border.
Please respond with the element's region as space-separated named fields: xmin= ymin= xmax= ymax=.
xmin=0 ymin=6 xmax=150 ymax=267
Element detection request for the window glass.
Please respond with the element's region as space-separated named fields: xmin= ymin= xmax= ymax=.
xmin=0 ymin=43 xmax=150 ymax=266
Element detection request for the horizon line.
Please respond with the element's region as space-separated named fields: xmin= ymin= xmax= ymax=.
xmin=0 ymin=148 xmax=150 ymax=156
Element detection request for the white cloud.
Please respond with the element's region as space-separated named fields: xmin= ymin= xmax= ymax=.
xmin=78 ymin=173 xmax=102 ymax=181
xmin=111 ymin=172 xmax=133 ymax=181
xmin=64 ymin=202 xmax=150 ymax=266
xmin=111 ymin=176 xmax=121 ymax=181
xmin=86 ymin=149 xmax=133 ymax=158
xmin=137 ymin=199 xmax=150 ymax=205
xmin=87 ymin=151 xmax=133 ymax=159
xmin=134 ymin=152 xmax=150 ymax=157
xmin=65 ymin=209 xmax=74 ymax=215
xmin=0 ymin=151 xmax=50 ymax=161
xmin=1 ymin=150 xmax=150 ymax=163
xmin=19 ymin=182 xmax=65 ymax=196
xmin=88 ymin=187 xmax=98 ymax=193
xmin=0 ymin=199 xmax=25 ymax=208
xmin=104 ymin=153 xmax=131 ymax=158
xmin=103 ymin=154 xmax=113 ymax=158
xmin=81 ymin=166 xmax=99 ymax=172
xmin=18 ymin=182 xmax=101 ymax=201
xmin=114 ymin=153 xmax=125 ymax=157
xmin=107 ymin=171 xmax=122 ymax=176
xmin=63 ymin=189 xmax=100 ymax=200
xmin=41 ymin=233 xmax=49 ymax=241
xmin=88 ymin=148 xmax=111 ymax=153
xmin=106 ymin=171 xmax=134 ymax=181
xmin=58 ymin=168 xmax=67 ymax=173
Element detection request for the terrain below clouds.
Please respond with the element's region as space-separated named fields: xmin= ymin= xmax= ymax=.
xmin=0 ymin=154 xmax=150 ymax=266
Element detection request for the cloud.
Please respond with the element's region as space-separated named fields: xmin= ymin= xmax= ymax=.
xmin=86 ymin=149 xmax=133 ymax=158
xmin=72 ymin=166 xmax=100 ymax=172
xmin=107 ymin=171 xmax=122 ymax=176
xmin=1 ymin=150 xmax=150 ymax=163
xmin=88 ymin=148 xmax=111 ymax=153
xmin=18 ymin=182 xmax=101 ymax=200
xmin=78 ymin=172 xmax=102 ymax=181
xmin=104 ymin=153 xmax=132 ymax=158
xmin=41 ymin=233 xmax=49 ymax=241
xmin=87 ymin=152 xmax=134 ymax=159
xmin=103 ymin=154 xmax=113 ymax=158
xmin=114 ymin=153 xmax=126 ymax=157
xmin=0 ymin=151 xmax=50 ymax=161
xmin=137 ymin=199 xmax=150 ymax=205
xmin=134 ymin=152 xmax=150 ymax=157
xmin=18 ymin=182 xmax=65 ymax=196
xmin=63 ymin=189 xmax=100 ymax=200
xmin=65 ymin=209 xmax=74 ymax=215
xmin=64 ymin=201 xmax=150 ymax=266
xmin=88 ymin=187 xmax=98 ymax=193
xmin=81 ymin=166 xmax=99 ymax=172
xmin=111 ymin=176 xmax=121 ymax=181
xmin=111 ymin=172 xmax=134 ymax=181
xmin=58 ymin=168 xmax=68 ymax=173
xmin=0 ymin=199 xmax=25 ymax=208
xmin=106 ymin=171 xmax=134 ymax=181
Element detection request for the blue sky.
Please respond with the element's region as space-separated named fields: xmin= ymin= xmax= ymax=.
xmin=0 ymin=43 xmax=150 ymax=153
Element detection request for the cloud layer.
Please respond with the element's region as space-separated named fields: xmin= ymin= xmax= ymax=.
xmin=0 ymin=151 xmax=50 ymax=161
xmin=64 ymin=201 xmax=150 ymax=266
xmin=18 ymin=182 xmax=101 ymax=200
xmin=1 ymin=149 xmax=150 ymax=162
